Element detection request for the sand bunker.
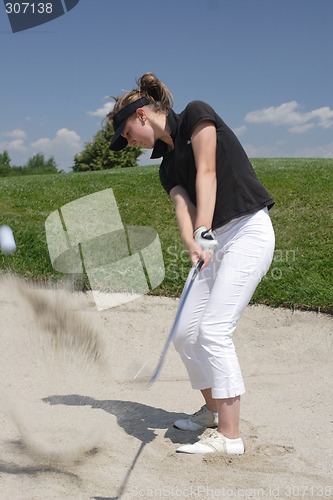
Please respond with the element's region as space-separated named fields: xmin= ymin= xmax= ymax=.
xmin=0 ymin=274 xmax=332 ymax=499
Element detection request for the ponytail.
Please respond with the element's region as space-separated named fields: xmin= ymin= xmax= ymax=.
xmin=107 ymin=72 xmax=173 ymax=122
xmin=137 ymin=72 xmax=174 ymax=112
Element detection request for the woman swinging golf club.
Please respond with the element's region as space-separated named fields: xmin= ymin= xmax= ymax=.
xmin=108 ymin=72 xmax=275 ymax=455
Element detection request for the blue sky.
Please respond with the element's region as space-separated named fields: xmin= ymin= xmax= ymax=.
xmin=1 ymin=0 xmax=332 ymax=172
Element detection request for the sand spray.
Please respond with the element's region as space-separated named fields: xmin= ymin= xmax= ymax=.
xmin=0 ymin=274 xmax=110 ymax=466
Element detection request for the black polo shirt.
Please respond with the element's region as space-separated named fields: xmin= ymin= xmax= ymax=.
xmin=151 ymin=100 xmax=274 ymax=230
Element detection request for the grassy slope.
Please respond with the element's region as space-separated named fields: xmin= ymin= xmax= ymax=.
xmin=0 ymin=159 xmax=332 ymax=313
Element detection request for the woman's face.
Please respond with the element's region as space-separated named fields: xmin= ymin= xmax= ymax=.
xmin=122 ymin=111 xmax=155 ymax=149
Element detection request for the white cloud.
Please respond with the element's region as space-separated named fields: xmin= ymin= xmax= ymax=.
xmin=245 ymin=101 xmax=299 ymax=125
xmin=293 ymin=141 xmax=333 ymax=158
xmin=245 ymin=101 xmax=333 ymax=133
xmin=88 ymin=101 xmax=114 ymax=118
xmin=30 ymin=128 xmax=82 ymax=171
xmin=7 ymin=139 xmax=26 ymax=152
xmin=1 ymin=128 xmax=27 ymax=140
xmin=31 ymin=128 xmax=81 ymax=151
xmin=232 ymin=125 xmax=247 ymax=137
xmin=242 ymin=143 xmax=282 ymax=158
xmin=0 ymin=128 xmax=82 ymax=172
xmin=241 ymin=140 xmax=333 ymax=159
xmin=288 ymin=123 xmax=314 ymax=134
xmin=0 ymin=129 xmax=28 ymax=153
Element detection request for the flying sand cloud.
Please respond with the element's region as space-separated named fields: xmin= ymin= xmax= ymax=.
xmin=245 ymin=101 xmax=333 ymax=133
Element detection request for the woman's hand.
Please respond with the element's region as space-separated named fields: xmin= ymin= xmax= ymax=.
xmin=187 ymin=238 xmax=214 ymax=270
xmin=170 ymin=186 xmax=218 ymax=270
xmin=191 ymin=225 xmax=218 ymax=269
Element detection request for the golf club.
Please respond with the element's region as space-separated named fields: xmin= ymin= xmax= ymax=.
xmin=149 ymin=259 xmax=204 ymax=384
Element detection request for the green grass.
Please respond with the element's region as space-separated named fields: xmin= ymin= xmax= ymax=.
xmin=1 ymin=159 xmax=332 ymax=313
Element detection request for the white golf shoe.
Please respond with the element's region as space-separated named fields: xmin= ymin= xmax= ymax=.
xmin=174 ymin=405 xmax=218 ymax=432
xmin=176 ymin=429 xmax=245 ymax=455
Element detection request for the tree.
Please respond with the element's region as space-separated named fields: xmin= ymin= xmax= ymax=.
xmin=0 ymin=151 xmax=59 ymax=176
xmin=25 ymin=153 xmax=58 ymax=174
xmin=72 ymin=122 xmax=142 ymax=172
xmin=0 ymin=150 xmax=12 ymax=176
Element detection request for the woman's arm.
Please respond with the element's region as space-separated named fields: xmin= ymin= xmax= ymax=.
xmin=191 ymin=120 xmax=217 ymax=231
xmin=170 ymin=185 xmax=212 ymax=268
xmin=170 ymin=185 xmax=196 ymax=245
xmin=169 ymin=121 xmax=217 ymax=268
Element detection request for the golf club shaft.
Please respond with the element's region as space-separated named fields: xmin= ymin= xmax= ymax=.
xmin=149 ymin=259 xmax=204 ymax=384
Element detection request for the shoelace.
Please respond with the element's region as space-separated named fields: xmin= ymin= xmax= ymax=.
xmin=205 ymin=430 xmax=217 ymax=439
xmin=192 ymin=406 xmax=206 ymax=417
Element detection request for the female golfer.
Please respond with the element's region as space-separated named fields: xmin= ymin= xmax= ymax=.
xmin=108 ymin=73 xmax=275 ymax=455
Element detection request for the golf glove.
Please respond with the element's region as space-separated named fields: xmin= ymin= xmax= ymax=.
xmin=194 ymin=226 xmax=218 ymax=252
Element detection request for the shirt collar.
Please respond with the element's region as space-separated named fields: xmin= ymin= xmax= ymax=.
xmin=150 ymin=109 xmax=179 ymax=159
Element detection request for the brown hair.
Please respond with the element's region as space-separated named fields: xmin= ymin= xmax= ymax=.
xmin=107 ymin=72 xmax=174 ymax=122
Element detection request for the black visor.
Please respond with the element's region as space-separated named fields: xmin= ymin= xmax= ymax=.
xmin=109 ymin=97 xmax=151 ymax=151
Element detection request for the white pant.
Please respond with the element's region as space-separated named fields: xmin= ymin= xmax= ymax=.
xmin=173 ymin=208 xmax=275 ymax=399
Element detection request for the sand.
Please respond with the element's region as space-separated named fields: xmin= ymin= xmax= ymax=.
xmin=0 ymin=275 xmax=332 ymax=499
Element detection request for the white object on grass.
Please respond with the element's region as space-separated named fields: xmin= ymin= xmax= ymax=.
xmin=0 ymin=225 xmax=16 ymax=255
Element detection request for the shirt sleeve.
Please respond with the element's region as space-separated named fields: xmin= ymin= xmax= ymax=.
xmin=183 ymin=101 xmax=218 ymax=137
xmin=159 ymin=162 xmax=177 ymax=195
